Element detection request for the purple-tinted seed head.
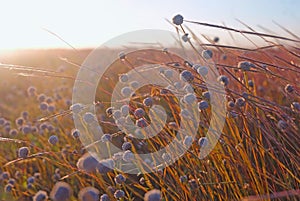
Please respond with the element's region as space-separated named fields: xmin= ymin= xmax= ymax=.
xmin=217 ymin=75 xmax=229 ymax=86
xmin=136 ymin=118 xmax=148 ymax=128
xmin=106 ymin=107 xmax=114 ymax=117
xmin=101 ymin=134 xmax=111 ymax=142
xmin=202 ymin=49 xmax=213 ymax=59
xmin=39 ymin=102 xmax=48 ymax=111
xmin=180 ymin=175 xmax=188 ymax=183
xmin=114 ymin=190 xmax=125 ymax=199
xmin=291 ymin=102 xmax=300 ymax=112
xmin=100 ymin=194 xmax=110 ymax=201
xmin=83 ymin=112 xmax=96 ymax=124
xmin=172 ymin=14 xmax=183 ymax=25
xmin=48 ymin=105 xmax=56 ymax=112
xmin=1 ymin=172 xmax=10 ymax=180
xmin=134 ymin=108 xmax=145 ymax=119
xmin=22 ymin=125 xmax=31 ymax=134
xmin=144 ymin=189 xmax=161 ymax=201
xmin=77 ymin=153 xmax=98 ymax=173
xmin=198 ymin=100 xmax=209 ymax=110
xmin=248 ymin=80 xmax=254 ymax=88
xmin=9 ymin=129 xmax=18 ymax=136
xmin=71 ymin=129 xmax=80 ymax=138
xmin=33 ymin=190 xmax=48 ymax=201
xmin=114 ymin=174 xmax=126 ymax=185
xmin=182 ymin=33 xmax=189 ymax=42
xmin=197 ymin=66 xmax=209 ymax=76
xmin=119 ymin=74 xmax=129 ymax=83
xmin=15 ymin=117 xmax=24 ymax=126
xmin=70 ymin=103 xmax=84 ymax=114
xmin=130 ymin=81 xmax=140 ymax=89
xmin=37 ymin=94 xmax=46 ymax=102
xmin=78 ymin=187 xmax=100 ymax=201
xmin=198 ymin=137 xmax=209 ymax=148
xmin=4 ymin=183 xmax=13 ymax=193
xmin=48 ymin=135 xmax=59 ymax=145
xmin=123 ymin=150 xmax=134 ymax=162
xmin=183 ymin=93 xmax=197 ymax=105
xmin=8 ymin=178 xmax=15 ymax=185
xmin=284 ymin=84 xmax=294 ymax=93
xmin=0 ymin=118 xmax=5 ymax=126
xmin=27 ymin=176 xmax=35 ymax=184
xmin=143 ymin=97 xmax=153 ymax=108
xmin=50 ymin=182 xmax=72 ymax=201
xmin=122 ymin=142 xmax=132 ymax=151
xmin=238 ymin=61 xmax=255 ymax=71
xmin=183 ymin=136 xmax=193 ymax=147
xmin=235 ymin=97 xmax=246 ymax=107
xmin=18 ymin=146 xmax=30 ymax=158
xmin=27 ymin=86 xmax=37 ymax=96
xmin=227 ymin=101 xmax=235 ymax=108
xmin=180 ymin=70 xmax=194 ymax=82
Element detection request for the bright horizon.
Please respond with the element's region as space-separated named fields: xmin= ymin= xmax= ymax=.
xmin=0 ymin=0 xmax=299 ymax=50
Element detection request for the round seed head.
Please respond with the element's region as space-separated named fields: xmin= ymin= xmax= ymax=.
xmin=235 ymin=97 xmax=246 ymax=107
xmin=119 ymin=74 xmax=129 ymax=83
xmin=143 ymin=97 xmax=153 ymax=107
xmin=83 ymin=112 xmax=97 ymax=124
xmin=172 ymin=14 xmax=183 ymax=25
xmin=198 ymin=100 xmax=209 ymax=110
xmin=18 ymin=146 xmax=30 ymax=158
xmin=183 ymin=93 xmax=197 ymax=105
xmin=50 ymin=182 xmax=72 ymax=201
xmin=217 ymin=75 xmax=229 ymax=86
xmin=114 ymin=190 xmax=125 ymax=199
xmin=198 ymin=137 xmax=208 ymax=148
xmin=202 ymin=49 xmax=213 ymax=59
xmin=163 ymin=69 xmax=173 ymax=79
xmin=48 ymin=135 xmax=59 ymax=145
xmin=39 ymin=102 xmax=48 ymax=111
xmin=227 ymin=101 xmax=235 ymax=108
xmin=134 ymin=108 xmax=145 ymax=119
xmin=238 ymin=61 xmax=254 ymax=71
xmin=123 ymin=150 xmax=134 ymax=162
xmin=71 ymin=129 xmax=80 ymax=138
xmin=284 ymin=84 xmax=294 ymax=93
xmin=182 ymin=33 xmax=189 ymax=42
xmin=197 ymin=66 xmax=209 ymax=76
xmin=248 ymin=80 xmax=254 ymax=88
xmin=121 ymin=86 xmax=133 ymax=97
xmin=114 ymin=174 xmax=126 ymax=185
xmin=144 ymin=189 xmax=161 ymax=201
xmin=70 ymin=103 xmax=84 ymax=114
xmin=33 ymin=190 xmax=48 ymax=201
xmin=202 ymin=91 xmax=210 ymax=100
xmin=130 ymin=81 xmax=140 ymax=89
xmin=100 ymin=194 xmax=110 ymax=201
xmin=77 ymin=153 xmax=98 ymax=173
xmin=183 ymin=136 xmax=193 ymax=147
xmin=180 ymin=70 xmax=194 ymax=82
xmin=122 ymin=142 xmax=132 ymax=151
xmin=78 ymin=187 xmax=100 ymax=201
xmin=136 ymin=118 xmax=148 ymax=128
xmin=106 ymin=107 xmax=114 ymax=116
xmin=291 ymin=102 xmax=300 ymax=112
xmin=101 ymin=134 xmax=111 ymax=142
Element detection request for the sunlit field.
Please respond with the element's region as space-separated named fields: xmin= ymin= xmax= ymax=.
xmin=0 ymin=14 xmax=299 ymax=201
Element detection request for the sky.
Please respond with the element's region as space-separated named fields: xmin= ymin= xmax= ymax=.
xmin=0 ymin=0 xmax=299 ymax=50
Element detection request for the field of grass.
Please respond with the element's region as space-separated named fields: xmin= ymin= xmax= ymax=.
xmin=0 ymin=17 xmax=299 ymax=201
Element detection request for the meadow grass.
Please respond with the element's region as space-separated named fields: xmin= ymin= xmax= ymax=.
xmin=0 ymin=17 xmax=299 ymax=201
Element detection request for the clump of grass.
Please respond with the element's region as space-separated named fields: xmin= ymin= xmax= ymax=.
xmin=0 ymin=14 xmax=299 ymax=201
